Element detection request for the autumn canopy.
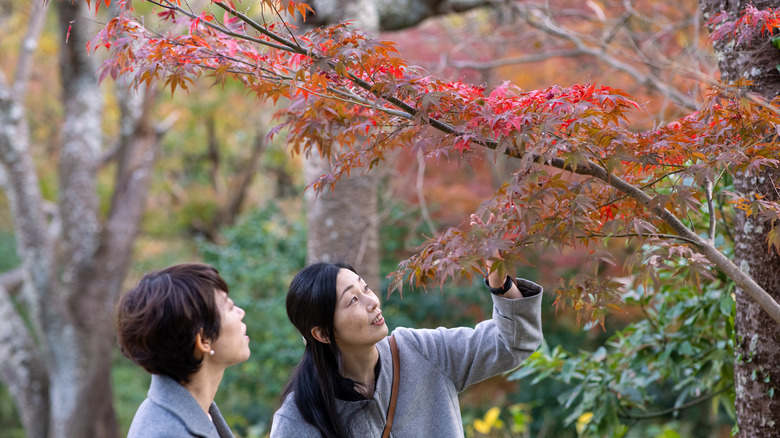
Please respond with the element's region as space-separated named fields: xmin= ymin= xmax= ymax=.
xmin=85 ymin=0 xmax=780 ymax=325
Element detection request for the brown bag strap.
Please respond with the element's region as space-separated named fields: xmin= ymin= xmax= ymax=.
xmin=382 ymin=335 xmax=400 ymax=438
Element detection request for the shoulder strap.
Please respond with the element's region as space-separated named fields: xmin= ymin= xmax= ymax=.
xmin=382 ymin=335 xmax=400 ymax=438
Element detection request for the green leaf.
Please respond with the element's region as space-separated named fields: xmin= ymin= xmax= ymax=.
xmin=719 ymin=293 xmax=734 ymax=316
xmin=655 ymin=429 xmax=682 ymax=438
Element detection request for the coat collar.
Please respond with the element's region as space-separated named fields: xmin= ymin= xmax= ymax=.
xmin=148 ymin=374 xmax=231 ymax=438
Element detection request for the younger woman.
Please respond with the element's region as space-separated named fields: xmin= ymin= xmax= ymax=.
xmin=271 ymin=261 xmax=543 ymax=437
xmin=116 ymin=263 xmax=251 ymax=437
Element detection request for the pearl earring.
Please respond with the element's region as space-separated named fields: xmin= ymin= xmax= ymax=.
xmin=209 ymin=350 xmax=215 ymax=356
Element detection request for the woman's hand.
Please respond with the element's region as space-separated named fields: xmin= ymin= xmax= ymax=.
xmin=471 ymin=214 xmax=523 ymax=299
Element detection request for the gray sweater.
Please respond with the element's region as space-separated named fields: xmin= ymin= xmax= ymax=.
xmin=270 ymin=279 xmax=543 ymax=437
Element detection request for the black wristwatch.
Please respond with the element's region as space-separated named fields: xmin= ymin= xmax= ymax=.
xmin=484 ymin=275 xmax=514 ymax=295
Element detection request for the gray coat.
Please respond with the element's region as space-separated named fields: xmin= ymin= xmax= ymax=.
xmin=127 ymin=374 xmax=234 ymax=438
xmin=271 ymin=278 xmax=544 ymax=437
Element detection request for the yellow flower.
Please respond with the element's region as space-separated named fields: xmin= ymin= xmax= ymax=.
xmin=575 ymin=412 xmax=594 ymax=435
xmin=473 ymin=407 xmax=504 ymax=434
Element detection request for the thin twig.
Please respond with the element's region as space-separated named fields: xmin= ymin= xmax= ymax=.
xmin=705 ymin=176 xmax=716 ymax=243
xmin=212 ymin=1 xmax=305 ymax=53
xmin=13 ymin=0 xmax=48 ymax=99
xmin=0 ymin=267 xmax=25 ymax=297
xmin=620 ymin=386 xmax=733 ymax=420
xmin=583 ymin=232 xmax=700 ymax=246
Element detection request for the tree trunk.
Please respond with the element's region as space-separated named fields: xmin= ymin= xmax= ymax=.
xmin=1 ymin=1 xmax=162 ymax=436
xmin=303 ymin=0 xmax=381 ymax=289
xmin=304 ymin=153 xmax=380 ymax=288
xmin=0 ymin=285 xmax=49 ymax=438
xmin=49 ymin=3 xmax=161 ymax=437
xmin=0 ymin=3 xmax=53 ymax=438
xmin=49 ymin=2 xmax=119 ymax=436
xmin=305 ymin=0 xmax=488 ymax=31
xmin=699 ymin=1 xmax=780 ymax=436
xmin=732 ymin=169 xmax=780 ymax=437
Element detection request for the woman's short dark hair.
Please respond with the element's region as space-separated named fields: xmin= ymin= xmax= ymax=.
xmin=115 ymin=263 xmax=229 ymax=383
xmin=280 ymin=261 xmax=357 ymax=438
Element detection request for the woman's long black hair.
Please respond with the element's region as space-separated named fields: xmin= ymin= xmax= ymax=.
xmin=279 ymin=262 xmax=356 ymax=438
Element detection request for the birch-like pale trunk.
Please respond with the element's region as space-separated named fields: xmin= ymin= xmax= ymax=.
xmin=0 ymin=2 xmax=162 ymax=436
xmin=0 ymin=2 xmax=53 ymax=436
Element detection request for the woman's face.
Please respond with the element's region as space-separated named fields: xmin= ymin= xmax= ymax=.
xmin=332 ymin=269 xmax=388 ymax=349
xmin=209 ymin=290 xmax=251 ymax=366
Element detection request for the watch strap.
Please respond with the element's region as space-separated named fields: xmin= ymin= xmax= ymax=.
xmin=484 ymin=275 xmax=513 ymax=295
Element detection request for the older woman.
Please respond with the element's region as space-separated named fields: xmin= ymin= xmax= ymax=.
xmin=116 ymin=263 xmax=250 ymax=438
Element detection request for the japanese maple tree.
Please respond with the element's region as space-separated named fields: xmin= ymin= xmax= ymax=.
xmin=89 ymin=0 xmax=780 ymax=324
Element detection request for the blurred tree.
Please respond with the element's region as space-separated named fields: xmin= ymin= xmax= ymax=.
xmin=0 ymin=2 xmax=162 ymax=437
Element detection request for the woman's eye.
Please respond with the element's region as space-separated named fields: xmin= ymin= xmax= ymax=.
xmin=350 ymin=296 xmax=358 ymax=304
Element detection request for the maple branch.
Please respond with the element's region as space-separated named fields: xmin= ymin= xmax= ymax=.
xmin=157 ymin=1 xmax=436 ymax=126
xmin=567 ymin=162 xmax=780 ymax=325
xmin=321 ymin=82 xmax=760 ymax=317
xmin=366 ymin=89 xmax=780 ymax=322
xmin=197 ymin=53 xmax=415 ymax=119
xmin=584 ymin=232 xmax=700 ymax=246
xmin=323 ymin=65 xmax=773 ymax=329
xmin=595 ymin=168 xmax=687 ymax=210
xmin=343 ymin=83 xmax=780 ymax=323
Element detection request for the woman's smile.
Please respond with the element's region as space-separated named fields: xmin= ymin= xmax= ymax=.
xmin=371 ymin=313 xmax=384 ymax=326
